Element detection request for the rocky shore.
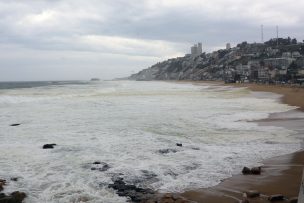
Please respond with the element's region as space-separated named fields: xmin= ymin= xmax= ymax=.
xmin=0 ymin=179 xmax=26 ymax=203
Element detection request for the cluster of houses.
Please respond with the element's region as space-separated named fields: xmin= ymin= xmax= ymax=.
xmin=130 ymin=38 xmax=304 ymax=85
xmin=213 ymin=40 xmax=304 ymax=84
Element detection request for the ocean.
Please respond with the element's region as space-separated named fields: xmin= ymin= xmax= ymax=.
xmin=0 ymin=80 xmax=302 ymax=203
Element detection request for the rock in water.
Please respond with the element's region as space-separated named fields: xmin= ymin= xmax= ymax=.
xmin=242 ymin=167 xmax=251 ymax=175
xmin=91 ymin=162 xmax=110 ymax=172
xmin=0 ymin=191 xmax=26 ymax=203
xmin=10 ymin=124 xmax=20 ymax=126
xmin=108 ymin=178 xmax=155 ymax=202
xmin=158 ymin=149 xmax=177 ymax=154
xmin=42 ymin=144 xmax=57 ymax=149
xmin=176 ymin=143 xmax=182 ymax=147
xmin=268 ymin=194 xmax=285 ymax=201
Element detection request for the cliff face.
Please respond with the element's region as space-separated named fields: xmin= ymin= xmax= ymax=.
xmin=129 ymin=40 xmax=304 ymax=83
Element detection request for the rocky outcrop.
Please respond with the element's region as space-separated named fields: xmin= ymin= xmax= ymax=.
xmin=0 ymin=179 xmax=26 ymax=203
xmin=108 ymin=178 xmax=155 ymax=202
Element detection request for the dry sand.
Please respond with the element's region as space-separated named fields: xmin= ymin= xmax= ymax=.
xmin=166 ymin=82 xmax=304 ymax=203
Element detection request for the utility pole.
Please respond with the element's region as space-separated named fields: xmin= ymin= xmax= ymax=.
xmin=261 ymin=25 xmax=264 ymax=43
xmin=276 ymin=25 xmax=279 ymax=47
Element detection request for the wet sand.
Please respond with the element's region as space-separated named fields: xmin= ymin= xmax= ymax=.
xmin=232 ymin=83 xmax=304 ymax=111
xmin=166 ymin=82 xmax=304 ymax=203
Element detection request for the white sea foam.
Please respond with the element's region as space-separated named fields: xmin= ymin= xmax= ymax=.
xmin=0 ymin=81 xmax=302 ymax=203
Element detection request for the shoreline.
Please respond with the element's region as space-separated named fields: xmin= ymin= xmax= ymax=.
xmin=155 ymin=81 xmax=304 ymax=203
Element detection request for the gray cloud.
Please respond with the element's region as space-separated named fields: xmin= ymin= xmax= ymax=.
xmin=0 ymin=0 xmax=303 ymax=81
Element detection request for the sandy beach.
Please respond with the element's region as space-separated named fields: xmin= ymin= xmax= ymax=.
xmin=176 ymin=83 xmax=304 ymax=203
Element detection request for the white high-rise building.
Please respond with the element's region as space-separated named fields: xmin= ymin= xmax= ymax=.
xmin=191 ymin=44 xmax=198 ymax=55
xmin=226 ymin=43 xmax=231 ymax=49
xmin=191 ymin=42 xmax=202 ymax=56
xmin=197 ymin=43 xmax=202 ymax=54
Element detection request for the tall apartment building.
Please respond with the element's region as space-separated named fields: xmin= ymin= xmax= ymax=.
xmin=191 ymin=42 xmax=202 ymax=56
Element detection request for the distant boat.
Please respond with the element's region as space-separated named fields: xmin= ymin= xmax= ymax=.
xmin=90 ymin=78 xmax=100 ymax=81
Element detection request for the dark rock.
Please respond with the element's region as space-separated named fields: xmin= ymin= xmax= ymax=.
xmin=91 ymin=162 xmax=110 ymax=172
xmin=245 ymin=190 xmax=260 ymax=198
xmin=242 ymin=167 xmax=251 ymax=175
xmin=289 ymin=197 xmax=298 ymax=203
xmin=176 ymin=143 xmax=182 ymax=147
xmin=108 ymin=178 xmax=154 ymax=202
xmin=0 ymin=191 xmax=26 ymax=203
xmin=10 ymin=191 xmax=26 ymax=202
xmin=158 ymin=149 xmax=177 ymax=154
xmin=10 ymin=124 xmax=20 ymax=127
xmin=268 ymin=194 xmax=285 ymax=201
xmin=251 ymin=167 xmax=261 ymax=175
xmin=10 ymin=178 xmax=18 ymax=182
xmin=99 ymin=164 xmax=110 ymax=172
xmin=42 ymin=144 xmax=57 ymax=149
xmin=0 ymin=180 xmax=6 ymax=192
xmin=93 ymin=161 xmax=101 ymax=165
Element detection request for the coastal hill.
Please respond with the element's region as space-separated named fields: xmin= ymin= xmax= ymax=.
xmin=129 ymin=38 xmax=304 ymax=84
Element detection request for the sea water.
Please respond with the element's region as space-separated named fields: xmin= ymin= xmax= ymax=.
xmin=0 ymin=80 xmax=302 ymax=203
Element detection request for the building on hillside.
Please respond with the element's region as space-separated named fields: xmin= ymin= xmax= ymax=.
xmin=264 ymin=58 xmax=294 ymax=69
xmin=282 ymin=52 xmax=291 ymax=58
xmin=292 ymin=51 xmax=301 ymax=58
xmin=226 ymin=43 xmax=231 ymax=49
xmin=191 ymin=42 xmax=203 ymax=56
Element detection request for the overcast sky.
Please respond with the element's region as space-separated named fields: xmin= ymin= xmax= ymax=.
xmin=0 ymin=0 xmax=303 ymax=81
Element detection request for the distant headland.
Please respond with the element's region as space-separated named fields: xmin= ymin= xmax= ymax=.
xmin=129 ymin=37 xmax=304 ymax=85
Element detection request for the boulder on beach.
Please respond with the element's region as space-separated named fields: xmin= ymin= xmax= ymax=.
xmin=268 ymin=194 xmax=285 ymax=201
xmin=242 ymin=167 xmax=251 ymax=175
xmin=42 ymin=144 xmax=57 ymax=149
xmin=251 ymin=167 xmax=261 ymax=175
xmin=242 ymin=166 xmax=262 ymax=175
xmin=245 ymin=190 xmax=260 ymax=198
